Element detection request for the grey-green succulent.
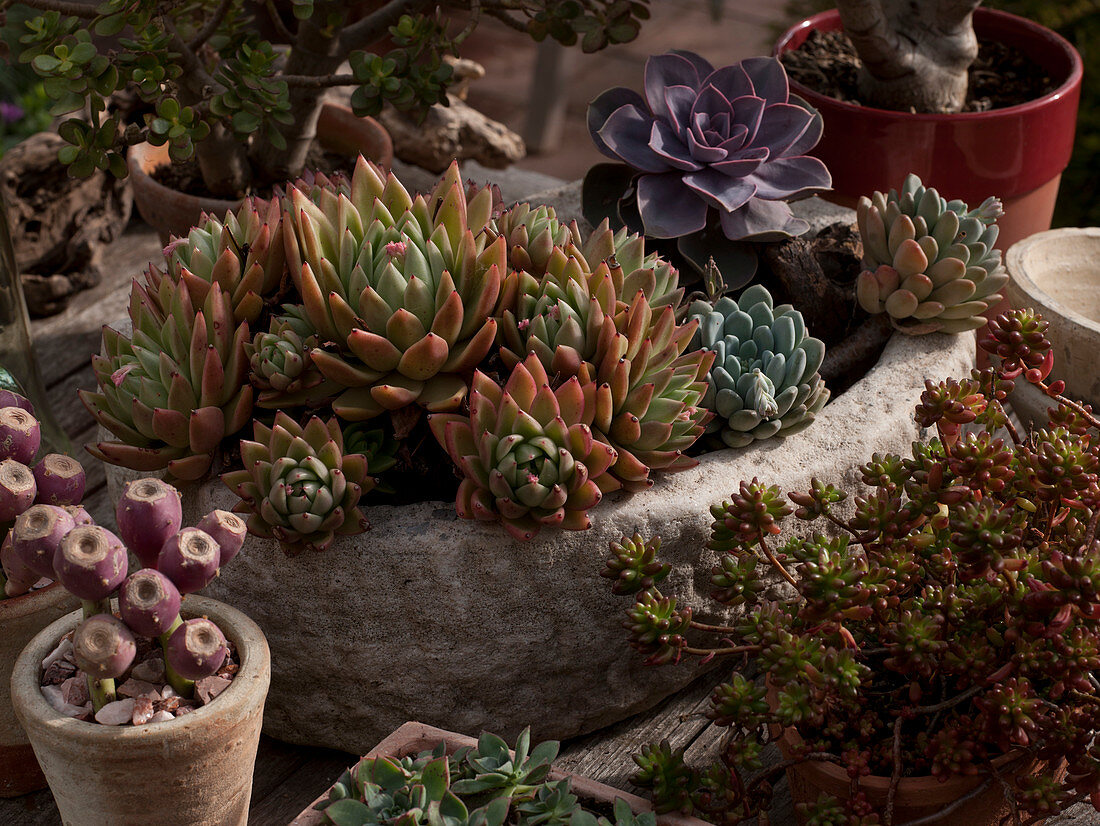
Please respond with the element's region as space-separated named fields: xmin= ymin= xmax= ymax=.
xmin=688 ymin=284 xmax=828 ymax=448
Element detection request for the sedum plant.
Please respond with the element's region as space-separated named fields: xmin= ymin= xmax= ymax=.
xmin=583 ymin=50 xmax=831 ymax=287
xmin=316 ymin=727 xmax=657 ymax=826
xmin=688 ymin=284 xmax=827 ymax=448
xmin=856 ymin=173 xmax=1009 ymax=334
xmin=602 ymin=308 xmax=1100 ymax=823
xmin=14 ymin=0 xmax=651 ymax=196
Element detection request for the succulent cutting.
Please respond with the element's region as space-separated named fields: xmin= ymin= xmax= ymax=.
xmin=856 ymin=173 xmax=1010 ymax=334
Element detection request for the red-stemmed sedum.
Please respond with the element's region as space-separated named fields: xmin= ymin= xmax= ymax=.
xmin=428 ymin=354 xmax=618 ymax=541
xmin=600 ymin=309 xmax=1100 ymax=824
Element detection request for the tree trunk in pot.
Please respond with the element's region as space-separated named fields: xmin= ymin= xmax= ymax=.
xmin=836 ymin=0 xmax=980 ymax=113
xmin=10 ymin=596 xmax=270 ymax=826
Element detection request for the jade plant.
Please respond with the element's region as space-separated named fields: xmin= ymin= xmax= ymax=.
xmin=583 ymin=50 xmax=831 ymax=287
xmin=856 ymin=173 xmax=1009 ymax=334
xmin=10 ymin=473 xmax=247 ymax=718
xmin=316 ymin=727 xmax=657 ymax=826
xmin=13 ymin=0 xmax=651 ymax=195
xmin=0 ymin=390 xmax=89 ymax=600
xmin=601 ymin=308 xmax=1100 ymax=823
xmin=86 ymin=156 xmax=742 ymax=545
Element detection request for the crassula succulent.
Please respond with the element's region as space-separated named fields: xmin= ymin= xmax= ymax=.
xmin=688 ymin=284 xmax=828 ymax=448
xmin=221 ymin=413 xmax=372 ymax=555
xmin=856 ymin=174 xmax=1009 ymax=333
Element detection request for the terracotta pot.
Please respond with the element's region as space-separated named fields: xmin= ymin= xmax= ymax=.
xmin=10 ymin=596 xmax=270 ymax=825
xmin=774 ymin=8 xmax=1083 ymax=253
xmin=128 ymin=103 xmax=394 ymax=243
xmin=1004 ymin=227 xmax=1100 ymax=428
xmin=0 ymin=583 xmax=78 ymax=797
xmin=290 ymin=721 xmax=712 ymax=826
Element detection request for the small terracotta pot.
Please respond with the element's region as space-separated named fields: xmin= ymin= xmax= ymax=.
xmin=290 ymin=721 xmax=712 ymax=826
xmin=0 ymin=583 xmax=78 ymax=797
xmin=774 ymin=8 xmax=1083 ymax=253
xmin=11 ymin=596 xmax=270 ymax=825
xmin=128 ymin=103 xmax=394 ymax=243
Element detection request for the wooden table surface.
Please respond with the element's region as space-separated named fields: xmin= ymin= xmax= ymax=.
xmin=4 ymin=224 xmax=1098 ymax=825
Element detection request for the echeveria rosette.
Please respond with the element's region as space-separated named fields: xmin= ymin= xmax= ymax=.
xmin=586 ymin=51 xmax=830 ymax=255
xmin=222 ymin=412 xmax=372 ymax=555
xmin=428 ymin=354 xmax=619 ymax=541
xmin=492 ymin=202 xmax=583 ymax=276
xmin=80 ymin=273 xmax=253 ymax=481
xmin=247 ymin=308 xmax=334 ymax=408
xmin=689 ymin=284 xmax=828 ymax=448
xmin=580 ymin=219 xmax=683 ymax=312
xmin=283 ymin=157 xmax=504 ymax=421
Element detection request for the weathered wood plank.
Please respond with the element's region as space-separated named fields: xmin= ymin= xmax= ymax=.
xmin=247 ymin=740 xmax=354 ymax=825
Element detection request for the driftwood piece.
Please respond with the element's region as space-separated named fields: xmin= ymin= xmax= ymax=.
xmin=379 ymin=94 xmax=526 ymax=174
xmin=0 ymin=131 xmax=133 ymax=316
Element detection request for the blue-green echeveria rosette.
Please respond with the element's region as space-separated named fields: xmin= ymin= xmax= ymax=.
xmin=689 ymin=284 xmax=828 ymax=448
xmin=588 ymin=50 xmax=831 ymax=241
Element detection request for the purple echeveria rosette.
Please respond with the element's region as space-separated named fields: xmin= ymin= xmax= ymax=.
xmin=587 ymin=51 xmax=831 ymax=242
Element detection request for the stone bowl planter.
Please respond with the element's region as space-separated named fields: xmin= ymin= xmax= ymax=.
xmin=290 ymin=721 xmax=711 ymax=826
xmin=0 ymin=583 xmax=78 ymax=797
xmin=11 ymin=596 xmax=270 ymax=825
xmin=98 ymin=327 xmax=973 ymax=755
xmin=1004 ymin=227 xmax=1100 ymax=428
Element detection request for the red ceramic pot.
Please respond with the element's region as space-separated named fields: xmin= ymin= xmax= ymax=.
xmin=774 ymin=8 xmax=1083 ymax=252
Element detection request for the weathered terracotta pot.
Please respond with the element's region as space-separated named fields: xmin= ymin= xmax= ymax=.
xmin=291 ymin=721 xmax=711 ymax=826
xmin=128 ymin=103 xmax=393 ymax=243
xmin=11 ymin=596 xmax=269 ymax=825
xmin=1004 ymin=227 xmax=1100 ymax=428
xmin=0 ymin=583 xmax=77 ymax=797
xmin=777 ymin=722 xmax=1058 ymax=826
xmin=774 ymin=8 xmax=1083 ymax=254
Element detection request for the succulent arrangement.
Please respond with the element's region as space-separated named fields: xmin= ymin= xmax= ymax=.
xmin=583 ymin=50 xmax=831 ymax=289
xmin=88 ymin=156 xmax=814 ymax=547
xmin=0 ymin=389 xmax=88 ymax=600
xmin=316 ymin=728 xmax=657 ymax=826
xmin=11 ymin=471 xmax=247 ymax=724
xmin=13 ymin=0 xmax=650 ymax=195
xmin=856 ymin=173 xmax=1009 ymax=334
xmin=602 ymin=308 xmax=1100 ymax=823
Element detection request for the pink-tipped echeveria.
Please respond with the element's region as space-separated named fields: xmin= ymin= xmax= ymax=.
xmin=283 ymin=157 xmax=504 ymax=421
xmin=81 ymin=271 xmax=253 ymax=481
xmin=587 ymin=51 xmax=830 ymax=242
xmin=856 ymin=174 xmax=1009 ymax=334
xmin=428 ymin=354 xmax=619 ymax=541
xmin=222 ymin=412 xmax=372 ymax=555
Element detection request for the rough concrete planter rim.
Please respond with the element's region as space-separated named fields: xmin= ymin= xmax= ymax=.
xmin=11 ymin=595 xmax=270 ymax=825
xmin=290 ymin=721 xmax=712 ymax=826
xmin=0 ymin=581 xmax=78 ymax=798
xmin=1004 ymin=227 xmax=1100 ymax=428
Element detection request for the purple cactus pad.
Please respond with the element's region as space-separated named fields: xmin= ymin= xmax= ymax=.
xmin=196 ymin=510 xmax=248 ymax=566
xmin=0 ymin=407 xmax=41 ymax=465
xmin=65 ymin=505 xmax=95 ymax=526
xmin=0 ymin=459 xmax=36 ymax=522
xmin=33 ymin=454 xmax=86 ymax=506
xmin=0 ymin=390 xmax=33 ymax=415
xmin=53 ymin=525 xmax=128 ymax=601
xmin=1 ymin=533 xmax=39 ymax=596
xmin=157 ymin=528 xmax=220 ymax=594
xmin=11 ymin=503 xmax=73 ymax=579
xmin=72 ymin=614 xmax=136 ymax=680
xmin=165 ymin=618 xmax=228 ymax=680
xmin=118 ymin=568 xmax=182 ymax=637
xmin=115 ymin=478 xmax=183 ymax=568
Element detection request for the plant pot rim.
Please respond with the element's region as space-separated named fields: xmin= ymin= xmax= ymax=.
xmin=10 ymin=594 xmax=269 ymax=743
xmin=1006 ymin=227 xmax=1100 ymax=335
xmin=774 ymin=7 xmax=1083 ymax=122
xmin=0 ymin=581 xmax=66 ymax=623
xmin=291 ymin=721 xmax=713 ymax=826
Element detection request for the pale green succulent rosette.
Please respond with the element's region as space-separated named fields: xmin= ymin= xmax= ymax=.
xmin=580 ymin=218 xmax=683 ymax=311
xmin=856 ymin=173 xmax=1009 ymax=334
xmin=247 ymin=308 xmax=335 ymax=409
xmin=492 ymin=202 xmax=582 ymax=276
xmin=689 ymin=284 xmax=828 ymax=449
xmin=283 ymin=157 xmax=505 ymax=421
